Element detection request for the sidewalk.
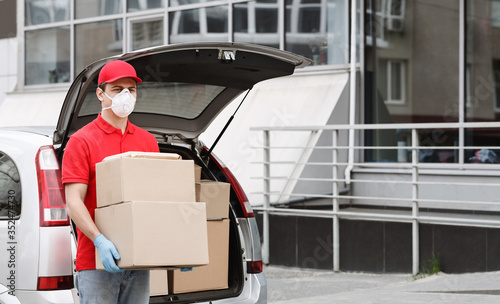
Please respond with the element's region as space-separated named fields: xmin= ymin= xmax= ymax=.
xmin=264 ymin=265 xmax=500 ymax=303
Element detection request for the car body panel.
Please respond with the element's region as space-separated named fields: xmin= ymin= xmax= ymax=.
xmin=15 ymin=290 xmax=74 ymax=304
xmin=212 ymin=272 xmax=267 ymax=304
xmin=38 ymin=227 xmax=73 ymax=277
xmin=238 ymin=218 xmax=263 ymax=262
xmin=0 ymin=284 xmax=21 ymax=304
xmin=0 ymin=128 xmax=74 ymax=303
xmin=0 ymin=129 xmax=50 ymax=291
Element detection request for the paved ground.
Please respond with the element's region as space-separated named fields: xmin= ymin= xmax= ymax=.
xmin=264 ymin=265 xmax=500 ymax=303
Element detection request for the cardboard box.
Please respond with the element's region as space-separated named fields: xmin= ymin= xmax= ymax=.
xmin=194 ymin=164 xmax=202 ymax=181
xmin=95 ymin=201 xmax=209 ymax=270
xmin=168 ymin=219 xmax=230 ymax=294
xmin=195 ymin=180 xmax=230 ymax=219
xmin=96 ymin=152 xmax=195 ymax=208
xmin=150 ymin=270 xmax=169 ymax=296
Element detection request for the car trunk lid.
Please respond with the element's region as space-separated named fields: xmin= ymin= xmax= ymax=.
xmin=54 ymin=42 xmax=311 ymax=146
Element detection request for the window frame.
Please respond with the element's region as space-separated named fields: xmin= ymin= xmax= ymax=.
xmin=492 ymin=60 xmax=500 ymax=113
xmin=385 ymin=59 xmax=406 ymax=105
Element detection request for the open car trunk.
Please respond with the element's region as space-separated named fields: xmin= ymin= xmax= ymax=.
xmin=55 ymin=42 xmax=311 ymax=303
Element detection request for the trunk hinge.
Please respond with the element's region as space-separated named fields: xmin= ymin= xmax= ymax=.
xmin=163 ymin=134 xmax=173 ymax=145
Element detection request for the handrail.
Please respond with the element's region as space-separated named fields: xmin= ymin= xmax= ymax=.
xmin=250 ymin=121 xmax=500 ymax=131
xmin=251 ymin=122 xmax=500 ymax=275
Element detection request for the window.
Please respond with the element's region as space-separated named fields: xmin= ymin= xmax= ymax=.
xmin=0 ymin=152 xmax=21 ymax=219
xmin=493 ymin=60 xmax=500 ymax=112
xmin=365 ymin=0 xmax=460 ymax=162
xmin=386 ymin=0 xmax=405 ymax=31
xmin=233 ymin=1 xmax=280 ymax=48
xmin=78 ymin=82 xmax=225 ymax=119
xmin=464 ymin=0 xmax=500 ymax=163
xmin=169 ymin=0 xmax=218 ymax=6
xmin=206 ymin=6 xmax=228 ymax=33
xmin=379 ymin=59 xmax=406 ymax=105
xmin=169 ymin=7 xmax=228 ymax=43
xmin=297 ymin=0 xmax=320 ymax=33
xmin=75 ymin=20 xmax=123 ymax=73
xmin=22 ymin=0 xmax=349 ymax=87
xmin=491 ymin=1 xmax=500 ymax=28
xmin=25 ymin=27 xmax=70 ymax=85
xmin=466 ymin=0 xmax=500 ymax=123
xmin=131 ymin=19 xmax=164 ymax=51
xmin=25 ymin=0 xmax=70 ymax=26
xmin=75 ymin=0 xmax=122 ymax=19
xmin=128 ymin=0 xmax=165 ymax=12
xmin=256 ymin=0 xmax=278 ymax=33
xmin=169 ymin=9 xmax=201 ymax=42
xmin=286 ymin=0 xmax=348 ymax=65
xmin=365 ymin=0 xmax=386 ymax=44
xmin=364 ymin=0 xmax=500 ymax=164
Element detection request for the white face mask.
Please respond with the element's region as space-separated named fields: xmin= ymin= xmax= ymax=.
xmin=100 ymin=88 xmax=136 ymax=118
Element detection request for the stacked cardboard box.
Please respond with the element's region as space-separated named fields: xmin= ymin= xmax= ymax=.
xmin=94 ymin=152 xmax=209 ymax=272
xmin=167 ymin=173 xmax=231 ymax=294
xmin=150 ymin=269 xmax=169 ymax=296
xmin=149 ymin=163 xmax=232 ymax=295
xmin=168 ymin=219 xmax=230 ymax=293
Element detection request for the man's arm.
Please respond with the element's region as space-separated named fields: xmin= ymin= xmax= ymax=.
xmin=65 ymin=183 xmax=100 ymax=241
xmin=66 ymin=182 xmax=124 ymax=273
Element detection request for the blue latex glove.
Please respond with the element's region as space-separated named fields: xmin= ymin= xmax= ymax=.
xmin=181 ymin=267 xmax=194 ymax=272
xmin=94 ymin=234 xmax=124 ymax=273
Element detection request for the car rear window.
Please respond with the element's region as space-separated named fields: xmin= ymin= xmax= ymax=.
xmin=78 ymin=82 xmax=225 ymax=119
xmin=0 ymin=152 xmax=21 ymax=219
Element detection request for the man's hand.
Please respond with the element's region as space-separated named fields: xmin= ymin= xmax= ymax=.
xmin=94 ymin=234 xmax=124 ymax=273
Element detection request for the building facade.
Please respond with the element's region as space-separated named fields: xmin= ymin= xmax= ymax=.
xmin=2 ymin=0 xmax=500 ymax=273
xmin=2 ymin=0 xmax=498 ymax=156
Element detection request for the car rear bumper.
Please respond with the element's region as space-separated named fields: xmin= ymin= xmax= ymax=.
xmin=15 ymin=289 xmax=75 ymax=304
xmin=213 ymin=272 xmax=267 ymax=304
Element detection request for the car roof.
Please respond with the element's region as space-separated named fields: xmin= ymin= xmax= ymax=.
xmin=0 ymin=126 xmax=54 ymax=138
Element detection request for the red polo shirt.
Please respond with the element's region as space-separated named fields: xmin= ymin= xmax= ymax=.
xmin=62 ymin=114 xmax=159 ymax=271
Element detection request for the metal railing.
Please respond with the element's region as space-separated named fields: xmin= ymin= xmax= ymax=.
xmin=250 ymin=122 xmax=500 ymax=275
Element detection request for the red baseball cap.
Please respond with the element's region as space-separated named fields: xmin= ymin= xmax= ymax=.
xmin=98 ymin=60 xmax=142 ymax=84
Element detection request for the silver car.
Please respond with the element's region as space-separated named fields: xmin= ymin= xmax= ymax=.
xmin=0 ymin=42 xmax=309 ymax=303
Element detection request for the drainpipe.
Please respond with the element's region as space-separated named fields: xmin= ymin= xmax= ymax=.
xmin=334 ymin=0 xmax=358 ymax=273
xmin=344 ymin=0 xmax=358 ymax=186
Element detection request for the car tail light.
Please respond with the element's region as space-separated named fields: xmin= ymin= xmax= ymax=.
xmin=205 ymin=149 xmax=255 ymax=218
xmin=37 ymin=276 xmax=74 ymax=290
xmin=247 ymin=261 xmax=263 ymax=274
xmin=220 ymin=166 xmax=255 ymax=218
xmin=36 ymin=146 xmax=69 ymax=227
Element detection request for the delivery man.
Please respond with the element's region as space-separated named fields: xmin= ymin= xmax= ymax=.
xmin=62 ymin=60 xmax=159 ymax=304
